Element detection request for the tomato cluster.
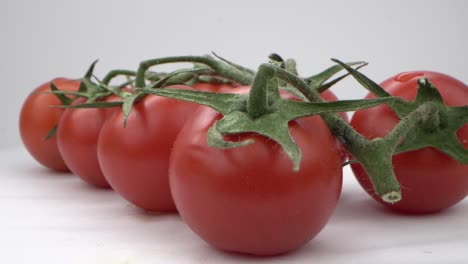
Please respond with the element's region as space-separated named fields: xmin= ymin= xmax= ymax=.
xmin=18 ymin=58 xmax=468 ymax=256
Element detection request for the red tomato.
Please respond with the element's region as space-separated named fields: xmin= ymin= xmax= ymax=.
xmin=57 ymin=95 xmax=123 ymax=188
xmin=350 ymin=71 xmax=468 ymax=213
xmin=191 ymin=82 xmax=239 ymax=92
xmin=169 ymin=87 xmax=343 ymax=255
xmin=320 ymin=89 xmax=349 ymax=122
xmin=19 ymin=78 xmax=80 ymax=171
xmin=97 ymin=86 xmax=200 ymax=211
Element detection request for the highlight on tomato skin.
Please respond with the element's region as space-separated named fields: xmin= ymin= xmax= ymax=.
xmin=19 ymin=78 xmax=81 ymax=172
xmin=169 ymin=87 xmax=343 ymax=256
xmin=350 ymin=71 xmax=468 ymax=214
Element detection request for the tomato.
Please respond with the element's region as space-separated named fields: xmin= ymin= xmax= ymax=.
xmin=19 ymin=78 xmax=80 ymax=171
xmin=169 ymin=87 xmax=343 ymax=255
xmin=191 ymin=82 xmax=239 ymax=92
xmin=57 ymin=95 xmax=123 ymax=188
xmin=97 ymin=86 xmax=200 ymax=211
xmin=350 ymin=71 xmax=468 ymax=213
xmin=320 ymin=90 xmax=349 ymax=122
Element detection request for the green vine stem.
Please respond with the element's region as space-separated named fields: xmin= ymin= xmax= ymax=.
xmin=102 ymin=70 xmax=136 ymax=85
xmin=135 ymin=55 xmax=255 ymax=88
xmin=247 ymin=66 xmax=275 ymax=118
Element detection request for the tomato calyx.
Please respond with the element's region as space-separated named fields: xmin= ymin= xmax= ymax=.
xmin=333 ymin=60 xmax=468 ymax=203
xmin=150 ymin=61 xmax=396 ymax=171
xmin=337 ymin=61 xmax=468 ymax=166
xmin=394 ymin=79 xmax=468 ymax=164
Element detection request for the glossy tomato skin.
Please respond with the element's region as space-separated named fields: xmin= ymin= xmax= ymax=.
xmin=19 ymin=78 xmax=80 ymax=171
xmin=57 ymin=95 xmax=122 ymax=188
xmin=169 ymin=88 xmax=343 ymax=255
xmin=350 ymin=71 xmax=468 ymax=213
xmin=97 ymin=86 xmax=200 ymax=211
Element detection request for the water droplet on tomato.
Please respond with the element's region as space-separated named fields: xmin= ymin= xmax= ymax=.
xmin=394 ymin=72 xmax=425 ymax=82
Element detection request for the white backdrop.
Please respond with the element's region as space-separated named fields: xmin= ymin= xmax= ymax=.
xmin=1 ymin=0 xmax=467 ymax=148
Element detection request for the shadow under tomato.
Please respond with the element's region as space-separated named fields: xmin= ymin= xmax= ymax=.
xmin=19 ymin=163 xmax=72 ymax=176
xmin=184 ymin=231 xmax=335 ymax=262
xmin=332 ymin=185 xmax=466 ymax=225
xmin=8 ymin=154 xmax=70 ymax=177
xmin=125 ymin=204 xmax=180 ymax=220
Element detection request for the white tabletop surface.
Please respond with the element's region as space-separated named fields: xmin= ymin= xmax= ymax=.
xmin=1 ymin=147 xmax=467 ymax=264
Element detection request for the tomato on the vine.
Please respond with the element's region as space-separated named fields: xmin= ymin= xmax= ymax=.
xmin=350 ymin=71 xmax=468 ymax=213
xmin=320 ymin=89 xmax=349 ymax=122
xmin=19 ymin=78 xmax=80 ymax=171
xmin=57 ymin=94 xmax=124 ymax=188
xmin=191 ymin=82 xmax=239 ymax=92
xmin=97 ymin=85 xmax=200 ymax=211
xmin=169 ymin=87 xmax=343 ymax=255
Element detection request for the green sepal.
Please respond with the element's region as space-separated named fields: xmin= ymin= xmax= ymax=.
xmin=281 ymin=97 xmax=401 ymax=120
xmin=450 ymin=106 xmax=468 ymax=128
xmin=316 ymin=62 xmax=368 ymax=93
xmin=122 ymin=94 xmax=141 ymax=127
xmin=44 ymin=124 xmax=58 ymax=141
xmin=78 ymin=81 xmax=87 ymax=93
xmin=50 ymin=82 xmax=72 ymax=106
xmin=210 ymin=111 xmax=302 ymax=171
xmin=331 ymin=58 xmax=413 ymax=117
xmin=393 ymin=79 xmax=468 ymax=164
xmin=212 ymin=52 xmax=256 ymax=76
xmin=148 ymin=88 xmax=247 ymax=114
xmin=81 ymin=78 xmax=103 ymax=95
xmin=207 ymin=120 xmax=255 ymax=149
xmin=84 ymin=60 xmax=99 ymax=79
xmin=305 ymin=61 xmax=367 ymax=91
